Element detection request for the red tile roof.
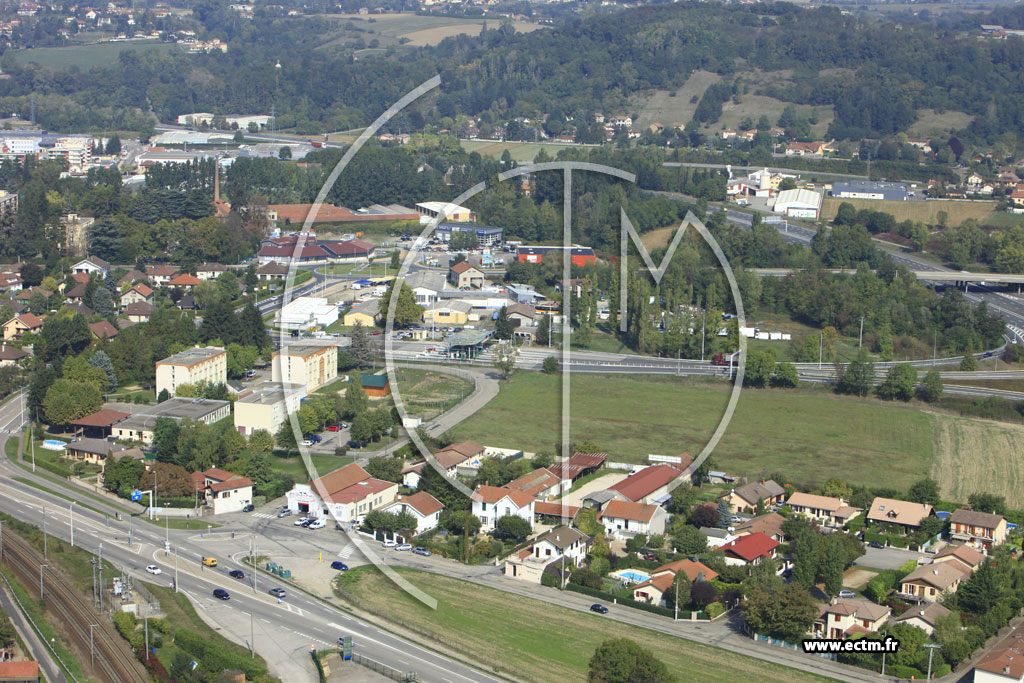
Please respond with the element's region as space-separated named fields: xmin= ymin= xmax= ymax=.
xmin=204 ymin=468 xmax=240 ymax=482
xmin=651 ymin=558 xmax=718 ymax=583
xmin=720 ymin=532 xmax=779 ymax=562
xmin=131 ymin=283 xmax=153 ymax=297
xmin=258 ymin=245 xmax=329 ymax=259
xmin=267 ymin=203 xmax=355 ymax=223
xmin=534 ymin=501 xmax=580 ymax=519
xmin=392 ymin=491 xmax=443 ymax=516
xmin=608 ymin=465 xmax=682 ymax=502
xmin=308 ymin=463 xmax=370 ymax=496
xmin=169 ymin=274 xmax=201 ymax=287
xmin=11 ymin=312 xmax=43 ymax=328
xmin=599 ymin=499 xmax=658 ymax=523
xmin=0 ymin=660 xmax=40 ymax=678
xmin=89 ymin=320 xmax=118 ymax=339
xmin=71 ymin=408 xmax=130 ymax=428
xmin=324 ymin=478 xmax=394 ymax=504
xmin=209 ymin=476 xmax=252 ymax=492
xmin=505 ymin=467 xmax=560 ymax=498
xmin=472 ymin=485 xmax=534 ymax=508
xmin=450 ymin=261 xmax=476 ymax=274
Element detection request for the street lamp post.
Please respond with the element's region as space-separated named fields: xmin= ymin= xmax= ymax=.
xmin=69 ymin=502 xmax=76 ymax=548
xmin=924 ymin=644 xmax=942 ymax=680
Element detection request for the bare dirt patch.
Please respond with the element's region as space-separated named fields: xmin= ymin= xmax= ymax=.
xmin=842 ymin=567 xmax=877 ymax=589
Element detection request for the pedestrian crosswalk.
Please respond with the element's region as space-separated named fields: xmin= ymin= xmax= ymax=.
xmin=252 ymin=513 xmax=276 ymax=520
xmin=338 ymin=543 xmax=357 ymax=559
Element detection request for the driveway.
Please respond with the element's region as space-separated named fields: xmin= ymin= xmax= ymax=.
xmin=559 ymin=471 xmax=627 ymax=507
xmin=854 ymin=546 xmax=920 ymax=570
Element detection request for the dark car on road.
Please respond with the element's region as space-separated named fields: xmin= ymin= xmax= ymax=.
xmin=229 ymin=569 xmax=245 ymax=579
xmin=213 ymin=589 xmax=230 ymax=600
xmin=330 ymin=561 xmax=349 ymax=571
xmin=412 ymin=547 xmax=431 ymax=556
xmin=242 ymin=504 xmax=255 ymax=512
xmin=868 ymin=541 xmax=886 ymax=549
xmin=590 ymin=604 xmax=609 ymax=614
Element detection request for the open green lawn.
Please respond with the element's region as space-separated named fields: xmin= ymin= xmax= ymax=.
xmin=336 ymin=566 xmax=827 ymax=683
xmin=320 ymin=263 xmax=391 ymax=276
xmin=391 ymin=367 xmax=473 ymax=420
xmin=460 ymin=139 xmax=584 ymax=162
xmin=448 ymin=372 xmax=937 ymax=491
xmin=270 ymin=452 xmax=352 ymax=480
xmin=16 ymin=40 xmax=178 ymax=69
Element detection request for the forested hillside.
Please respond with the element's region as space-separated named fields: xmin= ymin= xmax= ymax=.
xmin=4 ymin=2 xmax=1024 ymax=143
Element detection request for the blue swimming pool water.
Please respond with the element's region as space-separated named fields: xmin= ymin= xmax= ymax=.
xmin=614 ymin=570 xmax=651 ymax=583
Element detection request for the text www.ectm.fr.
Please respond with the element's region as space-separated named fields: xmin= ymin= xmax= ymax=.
xmin=802 ymin=636 xmax=901 ymax=654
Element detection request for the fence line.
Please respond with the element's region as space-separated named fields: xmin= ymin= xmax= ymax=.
xmin=350 ymin=652 xmax=417 ymax=681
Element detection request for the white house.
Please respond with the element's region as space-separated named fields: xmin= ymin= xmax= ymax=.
xmin=504 ymin=526 xmax=591 ymax=584
xmin=71 ymin=256 xmax=110 ymax=277
xmin=381 ymin=491 xmax=444 ymax=535
xmin=598 ymin=500 xmax=666 ymax=539
xmin=193 ymin=468 xmax=253 ymax=515
xmin=471 ymin=485 xmax=535 ymax=533
xmin=286 ymin=463 xmax=398 ymax=528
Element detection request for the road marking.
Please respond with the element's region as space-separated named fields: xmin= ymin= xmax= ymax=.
xmin=327 ymin=622 xmax=343 ymax=630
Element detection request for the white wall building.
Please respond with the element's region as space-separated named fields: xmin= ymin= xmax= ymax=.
xmin=471 ymin=485 xmax=535 ymax=533
xmin=233 ymin=381 xmax=306 ymax=436
xmin=277 ymin=296 xmax=339 ymax=331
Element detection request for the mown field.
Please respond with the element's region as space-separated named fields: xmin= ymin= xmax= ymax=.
xmin=460 ymin=139 xmax=584 ymax=162
xmin=447 ymin=371 xmax=1024 ymax=500
xmin=16 ymin=40 xmax=177 ymax=69
xmin=321 ymin=13 xmax=544 ymax=48
xmin=821 ymin=197 xmax=997 ymax=225
xmin=336 ymin=566 xmax=829 ymax=683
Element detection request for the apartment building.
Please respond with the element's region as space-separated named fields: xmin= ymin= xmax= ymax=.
xmin=155 ymin=346 xmax=227 ymax=397
xmin=271 ymin=343 xmax=338 ymax=392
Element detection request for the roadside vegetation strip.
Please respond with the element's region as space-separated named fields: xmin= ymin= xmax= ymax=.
xmin=335 ymin=566 xmax=828 ymax=683
xmin=12 ymin=476 xmax=107 ymax=517
xmin=0 ymin=567 xmax=83 ymax=681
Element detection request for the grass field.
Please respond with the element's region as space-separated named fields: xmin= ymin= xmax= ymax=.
xmin=460 ymin=139 xmax=585 ymax=162
xmin=336 ymin=566 xmax=827 ymax=683
xmin=270 ymin=453 xmax=353 ymax=480
xmin=319 ymin=263 xmax=391 ymax=276
xmin=448 ymin=372 xmax=937 ymax=491
xmin=907 ymin=109 xmax=974 ymax=138
xmin=983 ymin=212 xmax=1024 ymax=228
xmin=16 ymin=40 xmax=178 ymax=69
xmin=929 ymin=414 xmax=1024 ymax=502
xmin=821 ymin=197 xmax=997 ymax=225
xmin=321 ymin=13 xmax=544 ymax=48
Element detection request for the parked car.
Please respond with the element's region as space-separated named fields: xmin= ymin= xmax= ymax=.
xmin=269 ymin=587 xmax=286 ymax=598
xmin=276 ymin=508 xmax=292 ymax=518
xmin=300 ymin=519 xmax=314 ymax=528
xmin=229 ymin=570 xmax=245 ymax=580
xmin=300 ymin=439 xmax=314 ymax=447
xmin=395 ymin=543 xmax=412 ymax=551
xmin=308 ymin=519 xmax=326 ymax=530
xmin=327 ymin=425 xmax=341 ymax=432
xmin=203 ymin=557 xmax=218 ymax=567
xmin=838 ymin=589 xmax=857 ymax=599
xmin=145 ymin=565 xmax=162 ymax=575
xmin=242 ymin=504 xmax=255 ymax=513
xmin=590 ymin=604 xmax=609 ymax=614
xmin=306 ymin=434 xmax=322 ymax=444
xmin=330 ymin=561 xmax=349 ymax=571
xmin=382 ymin=539 xmax=397 ymax=548
xmin=294 ymin=517 xmax=310 ymax=526
xmin=868 ymin=541 xmax=885 ymax=549
xmin=640 ymin=551 xmax=657 ymax=561
xmin=213 ymin=589 xmax=230 ymax=600
xmin=412 ymin=547 xmax=431 ymax=557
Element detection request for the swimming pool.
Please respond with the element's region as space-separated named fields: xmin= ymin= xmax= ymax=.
xmin=610 ymin=569 xmax=651 ymax=584
xmin=41 ymin=440 xmax=67 ymax=451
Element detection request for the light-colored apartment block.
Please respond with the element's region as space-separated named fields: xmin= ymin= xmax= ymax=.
xmin=234 ymin=381 xmax=306 ymax=436
xmin=155 ymin=346 xmax=227 ymax=397
xmin=271 ymin=343 xmax=337 ymax=392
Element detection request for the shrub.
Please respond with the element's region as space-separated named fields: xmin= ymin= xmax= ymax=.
xmin=705 ymin=601 xmax=726 ymax=619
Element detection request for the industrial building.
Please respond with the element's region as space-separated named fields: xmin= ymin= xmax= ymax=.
xmin=111 ymin=397 xmax=231 ymax=444
xmin=773 ymin=188 xmax=823 ymax=218
xmin=830 ymin=181 xmax=909 ymax=201
xmin=277 ymin=296 xmax=339 ymax=331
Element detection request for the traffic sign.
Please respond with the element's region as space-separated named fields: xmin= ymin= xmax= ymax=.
xmin=131 ymin=490 xmax=141 ymax=502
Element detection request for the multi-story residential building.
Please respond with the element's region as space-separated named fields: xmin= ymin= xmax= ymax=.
xmin=155 ymin=346 xmax=227 ymax=397
xmin=233 ymin=381 xmax=306 ymax=436
xmin=271 ymin=343 xmax=338 ymax=392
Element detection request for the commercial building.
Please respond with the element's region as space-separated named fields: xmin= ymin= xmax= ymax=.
xmin=111 ymin=398 xmax=231 ymax=444
xmin=830 ymin=181 xmax=909 ymax=201
xmin=272 ymin=342 xmax=338 ymax=392
xmin=277 ymin=296 xmax=339 ymax=331
xmin=155 ymin=346 xmax=227 ymax=398
xmin=233 ymin=381 xmax=306 ymax=436
xmin=449 ymin=262 xmax=485 ymax=289
xmin=416 ymin=201 xmax=475 ymax=223
xmin=435 ymin=223 xmax=503 ymax=247
xmin=516 ymin=245 xmax=596 ymax=267
xmin=772 ymin=188 xmax=822 ymax=218
xmin=286 ymin=462 xmax=398 ymax=526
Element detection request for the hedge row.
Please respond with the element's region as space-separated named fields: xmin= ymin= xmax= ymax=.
xmin=565 ymin=583 xmax=694 ymax=619
xmin=174 ymin=628 xmax=267 ymax=679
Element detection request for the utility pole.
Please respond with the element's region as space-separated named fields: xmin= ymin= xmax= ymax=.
xmin=818 ymin=332 xmax=823 ymax=369
xmin=69 ymin=502 xmax=75 ymax=548
xmin=98 ymin=544 xmax=103 ymax=610
xmin=174 ymin=546 xmax=178 ymax=594
xmin=858 ymin=316 xmax=864 ymax=348
xmin=250 ymin=611 xmax=255 ymax=659
xmin=39 ymin=564 xmax=47 ymax=600
xmin=933 ymin=329 xmax=937 ymax=366
xmin=42 ymin=509 xmax=46 ymax=560
xmin=924 ymin=644 xmax=941 ymax=680
xmin=90 ymin=624 xmax=98 ymax=669
xmin=0 ymin=520 xmax=3 ymax=562
xmin=673 ymin=574 xmax=679 ymax=622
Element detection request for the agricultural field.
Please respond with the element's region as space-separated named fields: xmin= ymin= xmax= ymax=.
xmin=318 ymin=13 xmax=544 ymax=50
xmin=982 ymin=212 xmax=1024 ymax=229
xmin=336 ymin=566 xmax=828 ymax=683
xmin=447 ymin=370 xmax=1024 ymax=500
xmin=634 ymin=70 xmax=721 ymax=128
xmin=906 ymin=109 xmax=974 ymax=138
xmin=460 ymin=139 xmax=584 ymax=162
xmin=15 ymin=40 xmax=178 ymax=69
xmin=821 ymin=197 xmax=997 ymax=225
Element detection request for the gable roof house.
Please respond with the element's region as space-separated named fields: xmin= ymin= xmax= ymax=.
xmin=813 ymin=599 xmax=891 ymax=640
xmin=505 ymin=467 xmax=561 ymax=500
xmin=892 ymin=601 xmax=951 ymax=636
xmin=608 ymin=464 xmax=682 ymax=505
xmin=505 ymin=526 xmax=591 ymax=584
xmin=899 ymin=561 xmax=971 ymax=603
xmin=286 ymin=462 xmax=398 ymax=527
xmin=971 ymin=622 xmax=1024 ymax=682
xmin=471 ymin=485 xmax=535 ymax=533
xmin=786 ymin=492 xmax=861 ymax=528
xmin=948 ymin=507 xmax=1008 ymax=551
xmin=733 ymin=512 xmax=787 ymax=543
xmin=598 ymin=499 xmax=666 ymax=539
xmin=866 ymin=497 xmax=934 ymax=532
xmin=632 ymin=559 xmax=719 ymax=607
xmin=449 ymin=261 xmax=485 ymax=289
xmin=722 ymin=480 xmax=786 ymax=513
xmin=932 ymin=544 xmax=986 ymax=573
xmin=720 ymin=532 xmax=780 ymax=567
xmin=2 ymin=312 xmax=43 ymax=340
xmin=72 ymin=256 xmax=110 ymax=276
xmin=381 ymin=491 xmax=444 ymax=535
xmin=196 ymin=468 xmax=254 ymax=515
xmin=120 ymin=283 xmax=153 ymax=308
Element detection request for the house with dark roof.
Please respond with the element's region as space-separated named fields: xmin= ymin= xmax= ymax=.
xmin=471 ymin=485 xmax=535 ymax=533
xmin=69 ymin=408 xmax=130 ymax=438
xmin=71 ymin=256 xmax=110 ymax=277
xmin=899 ymin=561 xmax=971 ymax=603
xmin=949 ymin=507 xmax=1008 ymax=551
xmin=546 ymin=452 xmax=607 ymax=489
xmin=257 ymin=261 xmax=289 ymax=283
xmin=0 ymin=343 xmax=28 ymax=366
xmin=733 ymin=512 xmax=787 ymax=543
xmin=893 ymin=601 xmax=951 ymax=636
xmin=721 ymin=479 xmax=786 ymax=513
xmin=321 ymin=239 xmax=375 ymax=262
xmin=123 ymin=301 xmax=153 ymax=323
xmin=88 ymin=320 xmax=119 ymax=340
xmin=66 ymin=437 xmax=127 ymax=470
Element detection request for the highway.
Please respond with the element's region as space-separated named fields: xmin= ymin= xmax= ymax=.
xmin=0 ymin=397 xmax=506 ymax=683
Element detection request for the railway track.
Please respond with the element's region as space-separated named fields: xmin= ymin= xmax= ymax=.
xmin=0 ymin=531 xmax=150 ymax=683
